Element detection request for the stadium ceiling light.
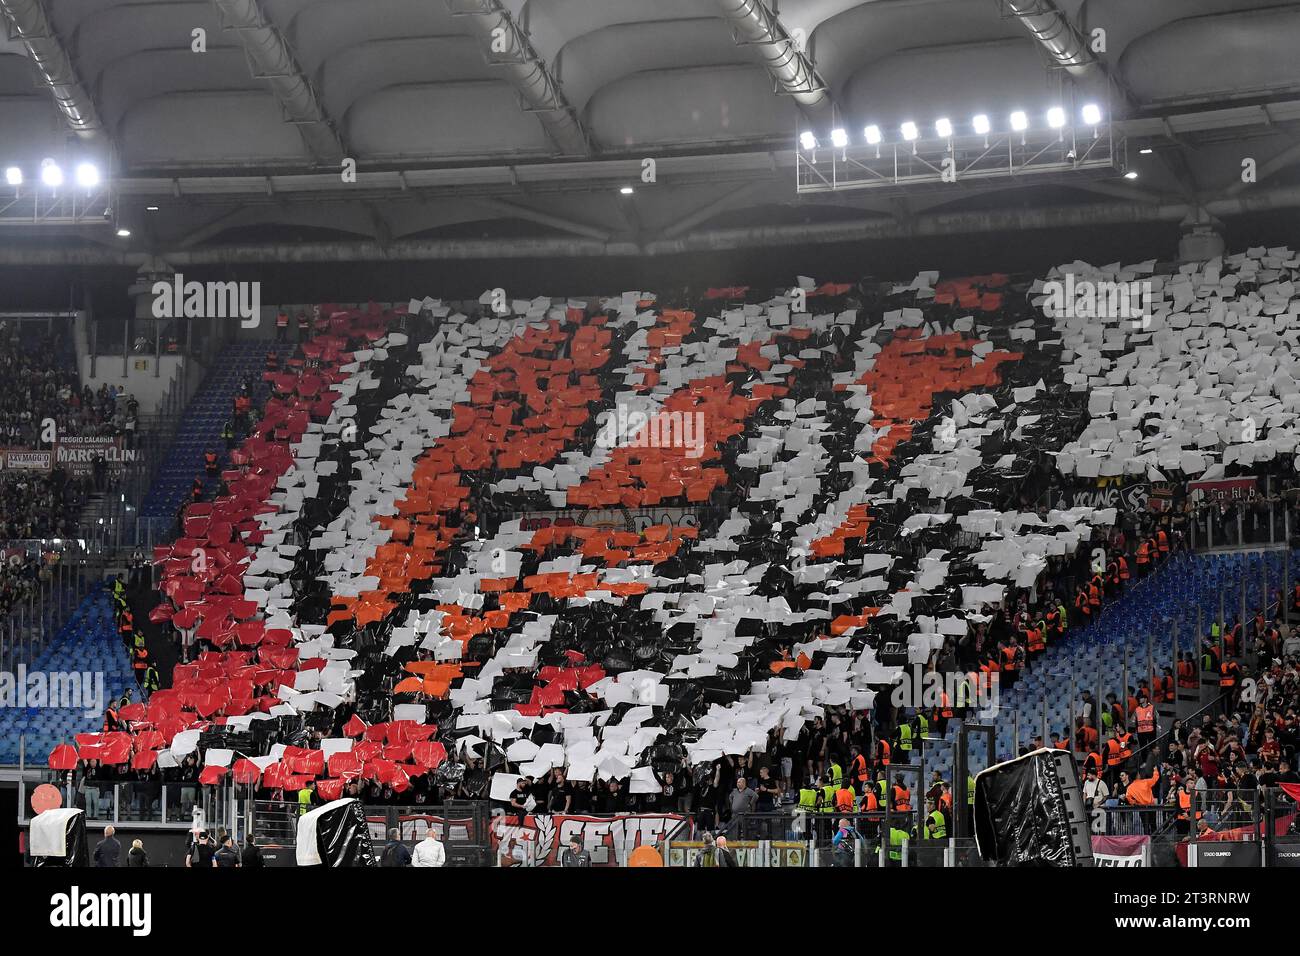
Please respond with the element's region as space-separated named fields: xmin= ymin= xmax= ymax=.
xmin=934 ymin=117 xmax=952 ymax=138
xmin=1139 ymin=147 xmax=1153 ymax=155
xmin=4 ymin=166 xmax=21 ymax=186
xmin=1009 ymin=110 xmax=1028 ymax=132
xmin=74 ymin=162 xmax=100 ymax=189
xmin=116 ymin=227 xmax=132 ymax=237
xmin=799 ymin=131 xmax=817 ymax=151
xmin=830 ymin=128 xmax=849 ymax=148
xmin=40 ymin=158 xmax=63 ymax=188
xmin=1047 ymin=106 xmax=1066 ymax=129
xmin=972 ymin=114 xmax=991 ymax=136
xmin=900 ymin=121 xmax=918 ymax=141
xmin=864 ymin=124 xmax=882 ymax=145
xmin=1124 ymin=170 xmax=1139 ymax=180
xmin=619 ymin=186 xmax=634 ymax=195
xmin=1081 ymin=103 xmax=1102 ymax=126
xmin=146 ymin=205 xmax=160 ymax=211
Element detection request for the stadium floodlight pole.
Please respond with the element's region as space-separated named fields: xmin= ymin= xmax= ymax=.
xmin=1285 ymin=549 xmax=1291 ymax=626
xmin=1145 ymin=634 xmax=1153 ymax=705
xmin=1171 ymin=623 xmax=1179 ymax=710
xmin=1262 ymin=560 xmax=1269 ymax=627
xmin=1240 ymin=573 xmax=1248 ymax=656
xmin=1068 ymin=677 xmax=1076 ymax=755
xmin=1096 ymin=667 xmax=1104 ymax=736
xmin=1121 ymin=646 xmax=1129 ymax=726
xmin=1218 ymin=587 xmax=1226 ymax=659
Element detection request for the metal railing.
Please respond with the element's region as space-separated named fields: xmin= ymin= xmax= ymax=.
xmin=0 ymin=545 xmax=128 ymax=671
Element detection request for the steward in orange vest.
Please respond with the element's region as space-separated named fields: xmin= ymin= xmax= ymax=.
xmin=1155 ymin=669 xmax=1175 ymax=703
xmin=1134 ymin=700 xmax=1156 ymax=735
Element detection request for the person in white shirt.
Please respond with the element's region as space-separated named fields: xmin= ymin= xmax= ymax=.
xmin=1082 ymin=767 xmax=1110 ymax=834
xmin=411 ymin=831 xmax=446 ymax=867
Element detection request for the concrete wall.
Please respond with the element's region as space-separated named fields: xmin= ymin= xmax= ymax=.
xmin=79 ymin=353 xmax=199 ymax=417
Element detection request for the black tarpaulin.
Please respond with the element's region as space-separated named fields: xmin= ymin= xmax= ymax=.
xmin=297 ymin=798 xmax=377 ymax=867
xmin=973 ymin=749 xmax=1080 ymax=867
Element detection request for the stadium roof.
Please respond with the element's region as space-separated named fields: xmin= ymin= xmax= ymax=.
xmin=1 ymin=0 xmax=1298 ymax=263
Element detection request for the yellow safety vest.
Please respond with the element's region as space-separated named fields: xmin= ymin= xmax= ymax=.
xmin=820 ymin=785 xmax=837 ymax=812
xmin=889 ymin=827 xmax=908 ymax=862
xmin=926 ymin=810 xmax=947 ymax=840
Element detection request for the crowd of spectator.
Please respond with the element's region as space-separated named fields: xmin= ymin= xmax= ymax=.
xmin=0 ymin=468 xmax=89 ymax=540
xmin=0 ymin=552 xmax=43 ymax=614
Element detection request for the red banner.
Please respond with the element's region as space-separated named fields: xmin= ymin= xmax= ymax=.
xmin=1187 ymin=477 xmax=1257 ymax=504
xmin=1092 ymin=834 xmax=1148 ymax=866
xmin=492 ymin=813 xmax=687 ymax=866
xmin=365 ymin=811 xmax=687 ymax=866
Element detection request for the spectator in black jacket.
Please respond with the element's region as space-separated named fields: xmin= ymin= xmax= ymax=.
xmin=380 ymin=828 xmax=412 ymax=867
xmin=240 ymin=835 xmax=264 ymax=869
xmin=127 ymin=839 xmax=148 ymax=867
xmin=93 ymin=825 xmax=120 ymax=868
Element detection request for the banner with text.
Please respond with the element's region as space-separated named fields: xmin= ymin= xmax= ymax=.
xmin=0 ymin=449 xmax=52 ymax=472
xmin=1187 ymin=477 xmax=1258 ymax=505
xmin=53 ymin=436 xmax=140 ymax=476
xmin=1092 ymin=834 xmax=1150 ymax=866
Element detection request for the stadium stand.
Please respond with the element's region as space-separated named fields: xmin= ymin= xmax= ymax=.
xmin=25 ymin=243 xmax=1299 ymax=869
xmin=141 ymin=341 xmax=295 ymax=521
xmin=5 ymin=0 xmax=1300 ymax=892
xmin=0 ymin=585 xmax=134 ymax=764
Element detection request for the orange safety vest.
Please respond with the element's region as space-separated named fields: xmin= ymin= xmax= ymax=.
xmin=204 ymin=452 xmax=217 ymax=468
xmin=1105 ymin=738 xmax=1124 ymax=767
xmin=1219 ymin=661 xmax=1238 ymax=688
xmin=1117 ymin=555 xmax=1130 ymax=580
xmin=1027 ymin=626 xmax=1046 ymax=653
xmin=851 ymin=754 xmax=869 ymax=783
xmin=1117 ymin=733 xmax=1134 ymax=760
xmin=1088 ymin=582 xmax=1101 ymax=607
xmin=1084 ymin=751 xmax=1103 ymax=775
xmin=1156 ymin=530 xmax=1169 ymax=554
xmin=1155 ymin=675 xmax=1174 ymax=703
xmin=860 ymin=788 xmax=879 ymax=812
xmin=939 ymin=692 xmax=953 ymax=719
xmin=1226 ymin=624 xmax=1241 ymax=657
xmin=876 ymin=740 xmax=891 ymax=767
xmin=1001 ymin=645 xmax=1019 ymax=672
xmin=1135 ymin=705 xmax=1155 ymax=734
xmin=893 ymin=785 xmax=912 ymax=812
xmin=1177 ymin=660 xmax=1197 ymax=688
xmin=1177 ymin=790 xmax=1202 ymax=822
xmin=835 ymin=788 xmax=856 ymax=812
xmin=1136 ymin=541 xmax=1150 ymax=564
